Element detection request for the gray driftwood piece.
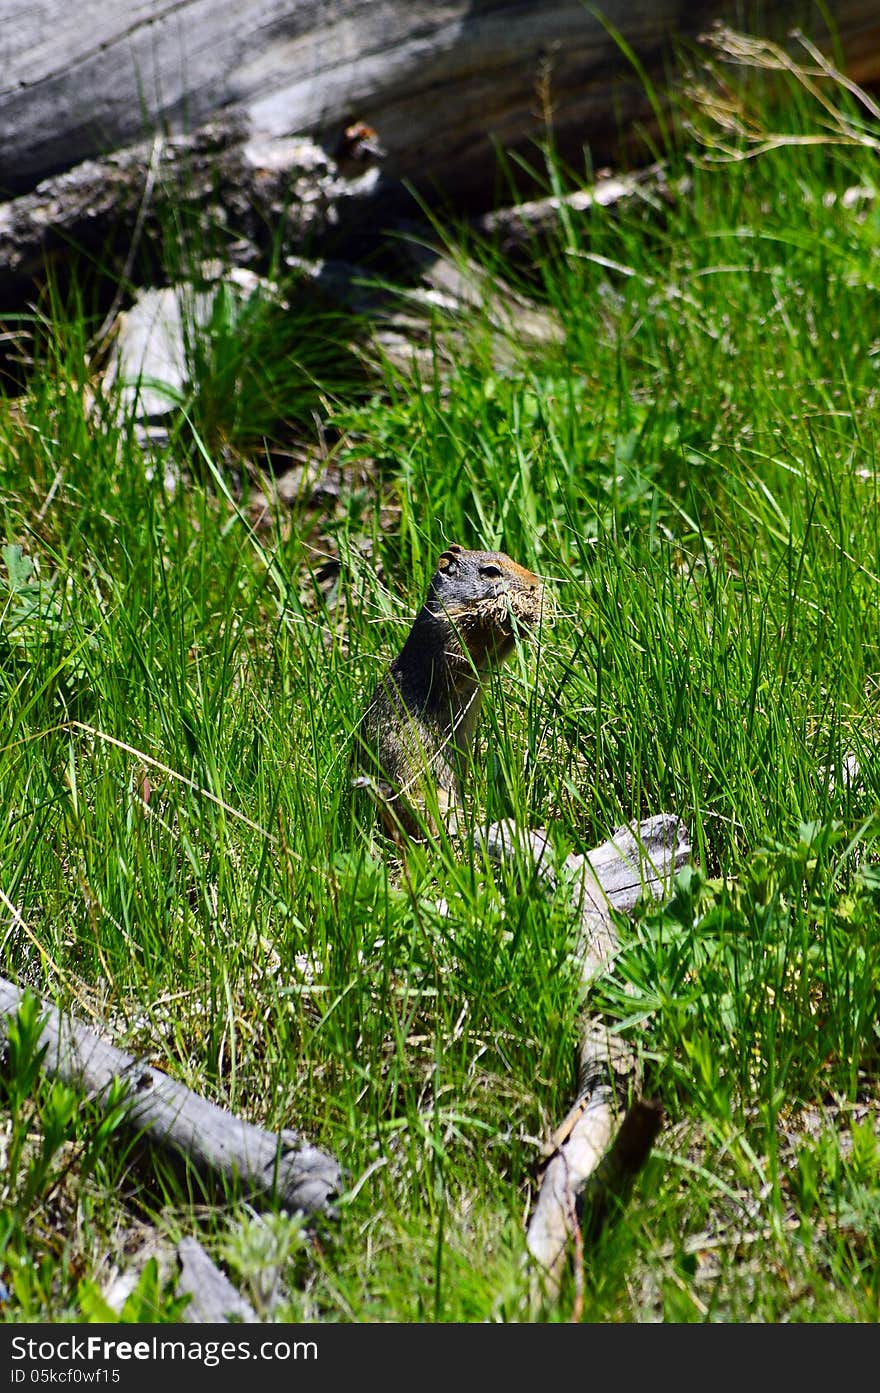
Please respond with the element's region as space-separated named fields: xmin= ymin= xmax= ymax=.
xmin=483 ymin=814 xmax=690 ymax=1296
xmin=176 ymin=1237 xmax=259 ymax=1323
xmin=101 ymin=1228 xmax=259 ymax=1323
xmin=0 ymin=975 xmax=340 ymax=1215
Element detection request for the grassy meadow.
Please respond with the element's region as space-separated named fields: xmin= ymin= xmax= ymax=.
xmin=1 ymin=32 xmax=879 ymax=1321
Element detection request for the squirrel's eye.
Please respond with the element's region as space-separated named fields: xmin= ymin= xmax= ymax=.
xmin=480 ymin=564 xmax=503 ymax=579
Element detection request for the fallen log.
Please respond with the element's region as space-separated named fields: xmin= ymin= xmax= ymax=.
xmin=482 ymin=814 xmax=690 ymax=1301
xmin=0 ymin=120 xmax=383 ymax=309
xmin=4 ymin=2 xmax=873 ymax=202
xmin=0 ymin=975 xmax=341 ymax=1216
xmin=3 ymin=4 xmax=875 ymax=311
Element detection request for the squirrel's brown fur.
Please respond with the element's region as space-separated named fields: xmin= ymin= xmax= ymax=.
xmin=356 ymin=543 xmax=544 ymax=840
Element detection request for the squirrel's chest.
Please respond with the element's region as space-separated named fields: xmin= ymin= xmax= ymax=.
xmin=410 ymin=671 xmax=483 ymax=773
xmin=448 ymin=682 xmax=483 ymax=757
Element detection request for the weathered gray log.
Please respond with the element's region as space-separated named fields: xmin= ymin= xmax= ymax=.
xmin=2 ymin=6 xmax=876 ymax=311
xmin=101 ymin=1229 xmax=259 ymax=1322
xmin=0 ymin=974 xmax=341 ymax=1215
xmin=176 ymin=1237 xmax=259 ymax=1323
xmin=0 ymin=121 xmax=380 ymax=307
xmin=482 ymin=814 xmax=690 ymax=1298
xmin=4 ymin=2 xmax=874 ymax=200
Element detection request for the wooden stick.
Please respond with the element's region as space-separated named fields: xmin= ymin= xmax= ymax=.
xmin=176 ymin=1237 xmax=259 ymax=1323
xmin=0 ymin=976 xmax=340 ymax=1216
xmin=482 ymin=814 xmax=690 ymax=1298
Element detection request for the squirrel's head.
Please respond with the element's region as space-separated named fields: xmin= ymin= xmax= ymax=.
xmin=425 ymin=543 xmax=544 ymax=666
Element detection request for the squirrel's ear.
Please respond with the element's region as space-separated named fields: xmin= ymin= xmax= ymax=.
xmin=437 ymin=544 xmax=463 ymax=575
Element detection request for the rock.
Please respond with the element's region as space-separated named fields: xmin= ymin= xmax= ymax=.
xmin=102 ymin=269 xmax=277 ymax=424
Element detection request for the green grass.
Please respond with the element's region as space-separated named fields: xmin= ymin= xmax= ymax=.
xmin=1 ymin=33 xmax=880 ymax=1321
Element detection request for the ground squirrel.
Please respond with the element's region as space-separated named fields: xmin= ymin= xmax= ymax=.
xmin=355 ymin=543 xmax=544 ymax=841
